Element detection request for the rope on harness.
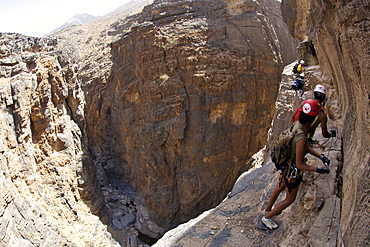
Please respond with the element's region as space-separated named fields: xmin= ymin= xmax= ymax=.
xmin=313 ymin=138 xmax=329 ymax=148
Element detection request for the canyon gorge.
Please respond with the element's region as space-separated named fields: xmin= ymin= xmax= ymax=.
xmin=0 ymin=0 xmax=368 ymax=246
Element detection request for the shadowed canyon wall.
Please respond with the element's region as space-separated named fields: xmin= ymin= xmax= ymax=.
xmin=84 ymin=0 xmax=297 ymax=237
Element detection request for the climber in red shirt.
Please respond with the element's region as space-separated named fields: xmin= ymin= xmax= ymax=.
xmin=292 ymin=84 xmax=336 ymax=141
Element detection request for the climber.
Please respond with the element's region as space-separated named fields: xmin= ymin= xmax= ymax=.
xmin=292 ymin=60 xmax=305 ymax=75
xmin=291 ymin=73 xmax=305 ymax=96
xmin=292 ymin=84 xmax=336 ymax=142
xmin=261 ymin=99 xmax=331 ymax=230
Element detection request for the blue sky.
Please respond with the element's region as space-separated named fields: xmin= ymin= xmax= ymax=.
xmin=0 ymin=0 xmax=130 ymax=37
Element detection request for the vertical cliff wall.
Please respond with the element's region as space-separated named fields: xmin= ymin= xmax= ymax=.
xmin=84 ymin=0 xmax=297 ymax=237
xmin=281 ymin=0 xmax=370 ymax=245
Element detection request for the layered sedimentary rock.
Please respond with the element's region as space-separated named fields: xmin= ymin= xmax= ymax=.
xmin=1 ymin=0 xmax=298 ymax=243
xmin=154 ymin=62 xmax=343 ymax=247
xmin=0 ymin=33 xmax=118 ymax=246
xmin=83 ymin=0 xmax=297 ymax=237
xmin=154 ymin=0 xmax=370 ymax=244
xmin=1 ymin=0 xmax=368 ymax=245
xmin=281 ymin=0 xmax=370 ymax=245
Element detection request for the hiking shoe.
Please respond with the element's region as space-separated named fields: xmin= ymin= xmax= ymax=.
xmin=262 ymin=216 xmax=278 ymax=229
xmin=263 ymin=210 xmax=270 ymax=216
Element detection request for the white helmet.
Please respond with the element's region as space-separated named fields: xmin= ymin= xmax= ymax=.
xmin=314 ymin=84 xmax=326 ymax=94
xmin=300 ymin=60 xmax=305 ymax=64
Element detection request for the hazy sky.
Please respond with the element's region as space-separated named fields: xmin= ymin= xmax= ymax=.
xmin=0 ymin=0 xmax=131 ymax=37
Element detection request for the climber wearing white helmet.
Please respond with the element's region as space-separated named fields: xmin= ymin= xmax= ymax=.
xmin=292 ymin=84 xmax=336 ymax=142
xmin=313 ymin=84 xmax=326 ymax=100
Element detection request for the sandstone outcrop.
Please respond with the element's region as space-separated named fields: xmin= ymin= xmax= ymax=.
xmin=83 ymin=0 xmax=297 ymax=238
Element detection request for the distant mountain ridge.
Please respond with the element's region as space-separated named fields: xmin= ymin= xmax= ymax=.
xmin=46 ymin=0 xmax=153 ymax=37
xmin=51 ymin=13 xmax=97 ymax=33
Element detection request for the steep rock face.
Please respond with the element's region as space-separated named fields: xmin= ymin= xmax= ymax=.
xmin=84 ymin=0 xmax=297 ymax=237
xmin=0 ymin=33 xmax=118 ymax=246
xmin=264 ymin=62 xmax=335 ymax=157
xmin=281 ymin=0 xmax=370 ymax=245
xmin=154 ymin=64 xmax=343 ymax=247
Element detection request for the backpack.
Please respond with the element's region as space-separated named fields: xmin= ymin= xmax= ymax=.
xmin=291 ymin=77 xmax=304 ymax=90
xmin=271 ymin=124 xmax=305 ymax=172
xmin=292 ymin=63 xmax=299 ymax=74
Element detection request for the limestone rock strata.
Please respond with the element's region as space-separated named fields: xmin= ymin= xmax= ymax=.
xmin=0 ymin=33 xmax=118 ymax=246
xmin=84 ymin=0 xmax=297 ymax=237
